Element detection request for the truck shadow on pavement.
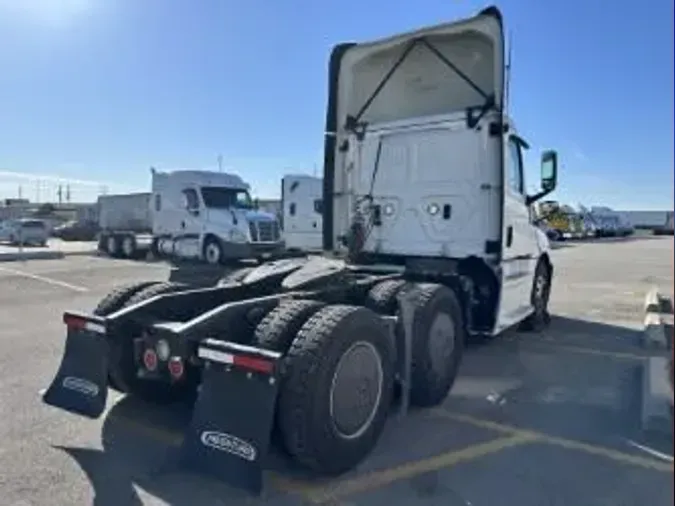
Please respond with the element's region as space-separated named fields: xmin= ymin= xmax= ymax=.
xmin=54 ymin=315 xmax=672 ymax=506
xmin=54 ymin=395 xmax=291 ymax=506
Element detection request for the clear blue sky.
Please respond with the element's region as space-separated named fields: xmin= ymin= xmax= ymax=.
xmin=0 ymin=0 xmax=672 ymax=210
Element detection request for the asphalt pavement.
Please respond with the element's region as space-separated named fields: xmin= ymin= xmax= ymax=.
xmin=0 ymin=237 xmax=672 ymax=506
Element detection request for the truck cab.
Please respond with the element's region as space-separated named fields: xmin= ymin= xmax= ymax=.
xmin=151 ymin=169 xmax=283 ymax=264
xmin=324 ymin=6 xmax=558 ymax=334
xmin=281 ymin=174 xmax=324 ymax=252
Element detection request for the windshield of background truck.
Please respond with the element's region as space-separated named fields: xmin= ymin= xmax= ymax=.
xmin=200 ymin=187 xmax=254 ymax=210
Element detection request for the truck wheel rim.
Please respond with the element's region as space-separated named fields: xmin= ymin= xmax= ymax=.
xmin=534 ymin=271 xmax=549 ymax=312
xmin=107 ymin=237 xmax=116 ymax=253
xmin=329 ymin=341 xmax=383 ymax=440
xmin=205 ymin=243 xmax=220 ymax=264
xmin=122 ymin=238 xmax=134 ymax=256
xmin=428 ymin=312 xmax=455 ymax=374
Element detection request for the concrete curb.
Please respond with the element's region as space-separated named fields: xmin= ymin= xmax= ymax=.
xmin=0 ymin=251 xmax=65 ymax=262
xmin=642 ymin=287 xmax=674 ymax=349
xmin=640 ymin=288 xmax=674 ymax=435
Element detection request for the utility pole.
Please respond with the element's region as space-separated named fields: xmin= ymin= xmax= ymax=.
xmin=66 ymin=184 xmax=71 ymax=203
xmin=57 ymin=184 xmax=63 ymax=205
xmin=217 ymin=154 xmax=223 ymax=173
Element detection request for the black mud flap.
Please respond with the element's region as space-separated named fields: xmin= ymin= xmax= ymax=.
xmin=179 ymin=339 xmax=282 ymax=495
xmin=42 ymin=313 xmax=109 ymax=419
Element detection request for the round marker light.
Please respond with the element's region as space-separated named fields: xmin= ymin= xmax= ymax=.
xmin=168 ymin=357 xmax=185 ymax=379
xmin=155 ymin=339 xmax=170 ymax=361
xmin=427 ymin=203 xmax=440 ymax=215
xmin=143 ymin=349 xmax=158 ymax=371
xmin=383 ymin=203 xmax=395 ymax=216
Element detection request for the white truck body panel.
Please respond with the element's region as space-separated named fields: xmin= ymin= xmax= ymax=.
xmin=344 ymin=112 xmax=500 ymax=258
xmin=282 ymin=175 xmax=323 ymax=252
xmin=98 ymin=193 xmax=152 ymax=232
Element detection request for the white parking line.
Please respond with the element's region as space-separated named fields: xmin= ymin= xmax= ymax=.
xmin=0 ymin=265 xmax=89 ymax=292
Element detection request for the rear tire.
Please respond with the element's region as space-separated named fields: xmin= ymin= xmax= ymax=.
xmin=93 ymin=281 xmax=160 ymax=391
xmin=123 ymin=281 xmax=188 ymax=308
xmin=253 ymin=299 xmax=325 ymax=353
xmin=121 ymin=235 xmax=136 ymax=258
xmin=106 ymin=235 xmax=120 ymax=257
xmin=365 ymin=279 xmax=408 ymax=315
xmin=278 ymin=305 xmax=395 ymax=475
xmin=93 ymin=281 xmax=159 ymax=317
xmin=217 ymin=266 xmax=255 ymax=286
xmin=403 ymin=283 xmax=465 ymax=408
xmin=519 ymin=260 xmax=552 ymax=332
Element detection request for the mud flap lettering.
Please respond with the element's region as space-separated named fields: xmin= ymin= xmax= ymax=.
xmin=180 ymin=340 xmax=280 ymax=495
xmin=42 ymin=328 xmax=109 ymax=419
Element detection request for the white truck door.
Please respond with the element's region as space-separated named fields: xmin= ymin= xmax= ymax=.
xmin=496 ymin=135 xmax=539 ymax=331
xmin=174 ymin=187 xmax=202 ymax=259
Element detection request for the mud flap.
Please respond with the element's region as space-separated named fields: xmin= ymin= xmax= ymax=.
xmin=179 ymin=339 xmax=281 ymax=495
xmin=42 ymin=322 xmax=109 ymax=419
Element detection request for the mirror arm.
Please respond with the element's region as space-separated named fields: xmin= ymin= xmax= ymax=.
xmin=526 ymin=188 xmax=552 ymax=206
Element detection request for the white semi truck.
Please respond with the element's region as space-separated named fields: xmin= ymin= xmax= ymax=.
xmin=97 ymin=168 xmax=284 ymax=264
xmin=44 ymin=5 xmax=560 ymax=495
xmin=281 ymin=174 xmax=323 ymax=252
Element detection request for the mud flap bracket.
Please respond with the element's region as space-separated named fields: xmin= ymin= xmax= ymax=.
xmin=395 ymin=290 xmax=416 ymax=417
xmin=179 ymin=339 xmax=282 ymax=495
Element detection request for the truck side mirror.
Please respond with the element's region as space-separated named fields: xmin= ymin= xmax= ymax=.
xmin=540 ymin=150 xmax=558 ymax=192
xmin=526 ymin=150 xmax=559 ymax=207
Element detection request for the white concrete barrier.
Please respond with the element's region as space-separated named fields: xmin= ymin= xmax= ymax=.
xmin=640 ymin=288 xmax=673 ymax=434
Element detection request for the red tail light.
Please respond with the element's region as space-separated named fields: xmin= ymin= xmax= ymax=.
xmin=143 ymin=349 xmax=158 ymax=371
xmin=63 ymin=314 xmax=86 ymax=330
xmin=168 ymin=357 xmax=184 ymax=379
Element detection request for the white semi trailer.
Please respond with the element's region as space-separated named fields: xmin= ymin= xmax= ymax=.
xmin=281 ymin=174 xmax=323 ymax=252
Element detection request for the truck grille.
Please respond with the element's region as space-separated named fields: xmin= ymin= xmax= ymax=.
xmin=249 ymin=220 xmax=280 ymax=242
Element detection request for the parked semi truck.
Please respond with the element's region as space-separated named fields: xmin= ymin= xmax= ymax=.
xmin=97 ymin=168 xmax=284 ymax=263
xmin=281 ymin=174 xmax=323 ymax=252
xmin=42 ymin=5 xmax=559 ymax=495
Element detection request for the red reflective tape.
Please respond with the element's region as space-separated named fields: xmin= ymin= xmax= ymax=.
xmin=232 ymin=354 xmax=274 ymax=374
xmin=63 ymin=314 xmax=86 ymax=330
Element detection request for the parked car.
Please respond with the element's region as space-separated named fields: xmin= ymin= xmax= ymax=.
xmin=0 ymin=218 xmax=49 ymax=246
xmin=52 ymin=220 xmax=99 ymax=241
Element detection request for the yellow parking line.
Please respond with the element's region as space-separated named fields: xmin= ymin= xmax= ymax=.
xmin=432 ymin=410 xmax=674 ymax=473
xmin=290 ymin=433 xmax=539 ymax=504
xmin=112 ymin=412 xmax=536 ymax=502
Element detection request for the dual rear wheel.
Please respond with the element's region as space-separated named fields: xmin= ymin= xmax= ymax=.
xmin=251 ymin=281 xmax=465 ymax=475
